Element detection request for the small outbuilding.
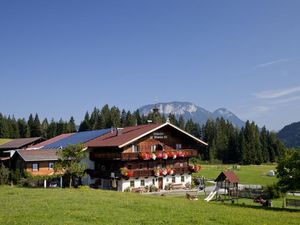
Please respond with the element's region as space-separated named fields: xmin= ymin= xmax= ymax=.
xmin=215 ymin=171 xmax=240 ymax=201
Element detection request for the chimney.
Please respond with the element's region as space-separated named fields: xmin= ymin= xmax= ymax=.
xmin=116 ymin=128 xmax=124 ymax=136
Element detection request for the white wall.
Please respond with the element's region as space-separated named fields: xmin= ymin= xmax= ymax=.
xmin=118 ymin=174 xmax=192 ymax=191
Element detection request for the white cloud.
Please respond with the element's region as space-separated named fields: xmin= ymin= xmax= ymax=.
xmin=270 ymin=95 xmax=300 ymax=104
xmin=255 ymin=85 xmax=300 ymax=99
xmin=255 ymin=58 xmax=290 ymax=69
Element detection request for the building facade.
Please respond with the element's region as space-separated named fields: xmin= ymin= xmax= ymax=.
xmin=87 ymin=122 xmax=207 ymax=191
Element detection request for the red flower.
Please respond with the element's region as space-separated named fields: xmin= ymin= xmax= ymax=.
xmin=156 ymin=152 xmax=163 ymax=159
xmin=162 ymin=152 xmax=168 ymax=159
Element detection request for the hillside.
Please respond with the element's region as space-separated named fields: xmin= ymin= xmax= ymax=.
xmin=278 ymin=121 xmax=300 ymax=147
xmin=139 ymin=102 xmax=245 ymax=128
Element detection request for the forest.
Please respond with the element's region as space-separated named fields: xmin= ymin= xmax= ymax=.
xmin=0 ymin=104 xmax=284 ymax=165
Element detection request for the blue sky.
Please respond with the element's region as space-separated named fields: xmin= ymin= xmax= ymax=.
xmin=1 ymin=1 xmax=300 ymax=131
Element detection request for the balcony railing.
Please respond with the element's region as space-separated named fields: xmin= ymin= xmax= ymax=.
xmin=88 ymin=166 xmax=191 ymax=179
xmin=90 ymin=149 xmax=198 ymax=161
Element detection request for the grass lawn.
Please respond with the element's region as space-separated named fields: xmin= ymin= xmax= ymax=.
xmin=195 ymin=164 xmax=277 ymax=186
xmin=0 ymin=139 xmax=11 ymax=145
xmin=0 ymin=186 xmax=299 ymax=225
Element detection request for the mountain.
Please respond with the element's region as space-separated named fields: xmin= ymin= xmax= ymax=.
xmin=139 ymin=102 xmax=245 ymax=128
xmin=277 ymin=121 xmax=300 ymax=147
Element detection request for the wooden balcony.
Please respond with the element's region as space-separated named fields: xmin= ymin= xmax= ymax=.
xmin=88 ymin=166 xmax=191 ymax=179
xmin=90 ymin=149 xmax=198 ymax=161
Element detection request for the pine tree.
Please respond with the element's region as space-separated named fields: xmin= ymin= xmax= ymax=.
xmin=9 ymin=116 xmax=19 ymax=138
xmin=120 ymin=110 xmax=127 ymax=127
xmin=27 ymin=114 xmax=34 ymax=137
xmin=260 ymin=126 xmax=269 ymax=163
xmin=178 ymin=116 xmax=185 ymax=129
xmin=47 ymin=119 xmax=57 ymax=138
xmin=101 ymin=105 xmax=112 ymax=128
xmin=41 ymin=118 xmax=49 ymax=138
xmin=110 ymin=106 xmax=121 ymax=127
xmin=30 ymin=114 xmax=42 ymax=137
xmin=79 ymin=112 xmax=91 ymax=131
xmin=17 ymin=118 xmax=29 ymax=138
xmin=68 ymin=116 xmax=77 ymax=132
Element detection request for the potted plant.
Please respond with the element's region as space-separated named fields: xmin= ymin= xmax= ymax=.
xmin=120 ymin=167 xmax=129 ymax=177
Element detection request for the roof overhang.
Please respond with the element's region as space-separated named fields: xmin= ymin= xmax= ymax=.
xmin=118 ymin=122 xmax=208 ymax=148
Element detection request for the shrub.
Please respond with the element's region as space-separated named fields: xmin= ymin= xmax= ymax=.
xmin=0 ymin=164 xmax=10 ymax=185
xmin=149 ymin=184 xmax=158 ymax=192
xmin=264 ymin=184 xmax=282 ymax=199
xmin=124 ymin=187 xmax=131 ymax=192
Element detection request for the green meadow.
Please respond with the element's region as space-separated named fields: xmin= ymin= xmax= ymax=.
xmin=195 ymin=164 xmax=277 ymax=186
xmin=0 ymin=139 xmax=11 ymax=145
xmin=0 ymin=186 xmax=299 ymax=225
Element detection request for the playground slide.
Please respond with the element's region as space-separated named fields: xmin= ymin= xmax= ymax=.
xmin=204 ymin=187 xmax=219 ymax=202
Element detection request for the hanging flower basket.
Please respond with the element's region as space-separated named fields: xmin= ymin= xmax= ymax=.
xmin=139 ymin=152 xmax=151 ymax=160
xmin=167 ymin=168 xmax=175 ymax=175
xmin=162 ymin=152 xmax=168 ymax=160
xmin=167 ymin=151 xmax=177 ymax=159
xmin=160 ymin=168 xmax=168 ymax=176
xmin=153 ymin=168 xmax=160 ymax=177
xmin=120 ymin=167 xmax=134 ymax=177
xmin=152 ymin=153 xmax=157 ymax=160
xmin=178 ymin=151 xmax=185 ymax=158
xmin=156 ymin=152 xmax=163 ymax=159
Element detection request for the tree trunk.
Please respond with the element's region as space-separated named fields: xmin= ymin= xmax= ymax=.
xmin=69 ymin=176 xmax=72 ymax=188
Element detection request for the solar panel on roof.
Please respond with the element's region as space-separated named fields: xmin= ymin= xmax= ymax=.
xmin=42 ymin=129 xmax=111 ymax=149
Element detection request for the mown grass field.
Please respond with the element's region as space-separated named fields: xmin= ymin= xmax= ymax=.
xmin=195 ymin=164 xmax=277 ymax=186
xmin=0 ymin=186 xmax=299 ymax=225
xmin=0 ymin=139 xmax=11 ymax=145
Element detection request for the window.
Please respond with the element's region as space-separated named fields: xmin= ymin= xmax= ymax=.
xmin=48 ymin=162 xmax=54 ymax=170
xmin=140 ymin=180 xmax=145 ymax=186
xmin=32 ymin=163 xmax=39 ymax=171
xmin=151 ymin=145 xmax=156 ymax=152
xmin=130 ymin=180 xmax=135 ymax=187
xmin=132 ymin=144 xmax=138 ymax=153
xmin=172 ymin=177 xmax=176 ymax=183
xmin=181 ymin=176 xmax=185 ymax=182
xmin=176 ymin=144 xmax=182 ymax=149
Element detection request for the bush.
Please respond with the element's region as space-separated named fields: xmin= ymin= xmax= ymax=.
xmin=0 ymin=164 xmax=10 ymax=185
xmin=264 ymin=184 xmax=282 ymax=199
xmin=10 ymin=169 xmax=22 ymax=185
xmin=124 ymin=187 xmax=131 ymax=192
xmin=149 ymin=185 xmax=158 ymax=192
xmin=164 ymin=183 xmax=171 ymax=190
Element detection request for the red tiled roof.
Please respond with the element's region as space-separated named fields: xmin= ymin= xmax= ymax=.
xmin=0 ymin=137 xmax=43 ymax=150
xmin=215 ymin=171 xmax=240 ymax=183
xmin=32 ymin=133 xmax=74 ymax=148
xmin=16 ymin=149 xmax=58 ymax=162
xmin=87 ymin=123 xmax=162 ymax=147
xmin=87 ymin=122 xmax=208 ymax=148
